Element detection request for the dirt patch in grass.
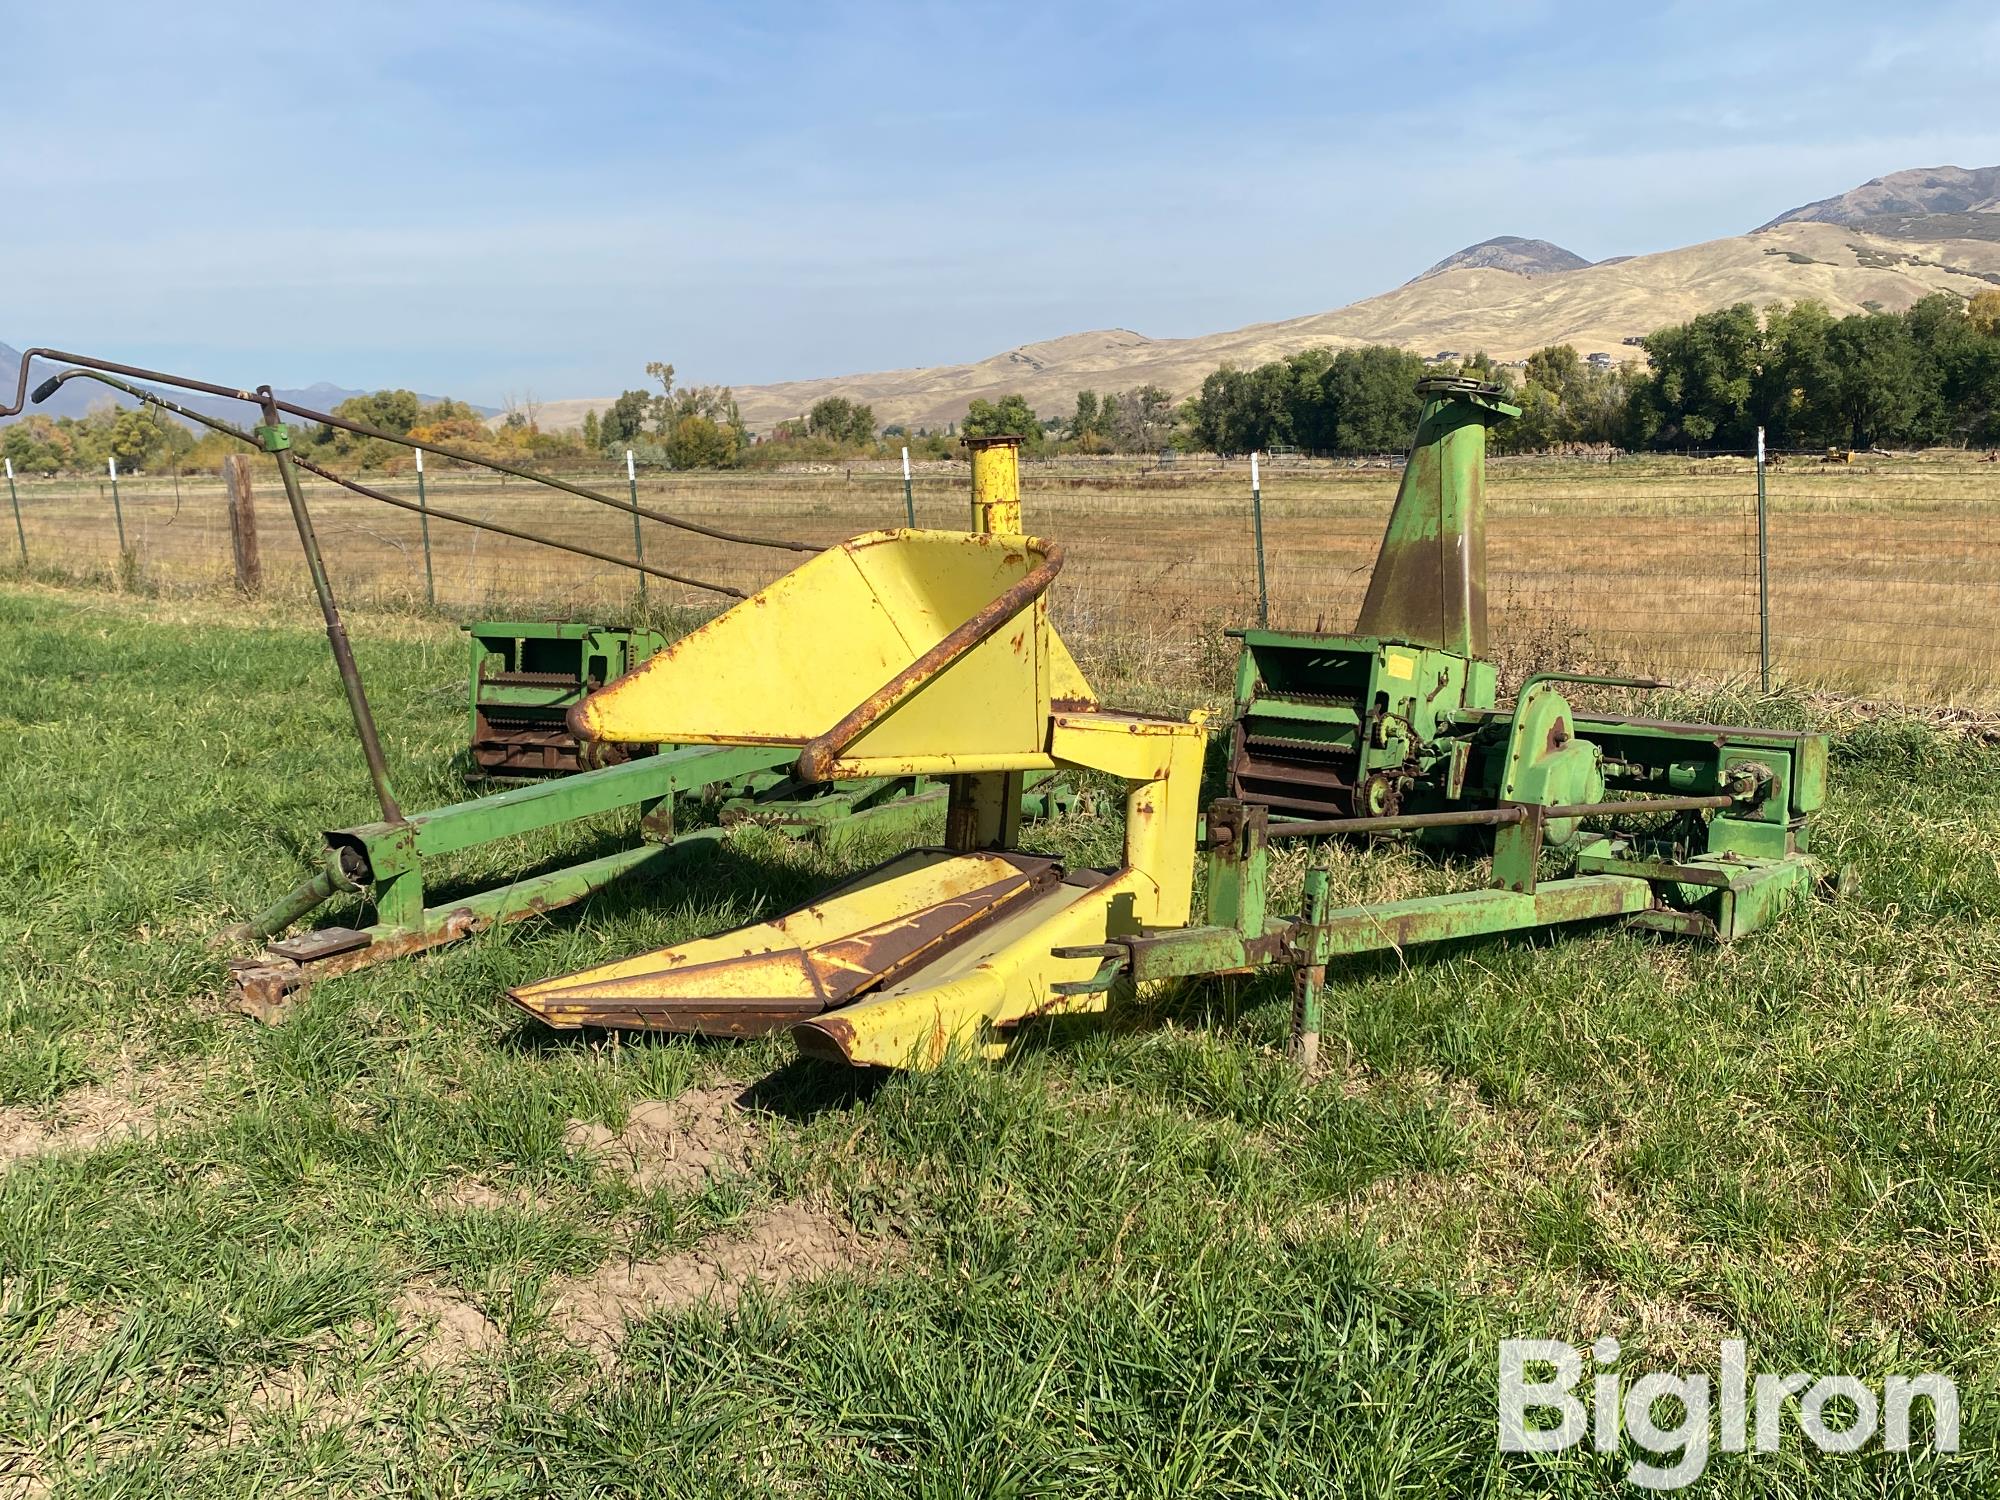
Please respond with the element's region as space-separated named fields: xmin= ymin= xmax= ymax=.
xmin=563 ymin=1083 xmax=765 ymax=1194
xmin=218 ymin=1363 xmax=377 ymax=1448
xmin=394 ymin=1287 xmax=503 ymax=1370
xmin=0 ymin=1073 xmax=175 ymax=1168
xmin=550 ymin=1202 xmax=870 ymax=1357
xmin=434 ymin=1177 xmax=543 ymax=1213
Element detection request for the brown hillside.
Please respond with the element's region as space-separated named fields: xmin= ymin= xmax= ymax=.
xmin=537 ymin=221 xmax=2000 ymax=435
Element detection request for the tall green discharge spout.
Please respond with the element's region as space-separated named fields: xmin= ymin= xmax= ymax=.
xmin=1353 ymin=376 xmax=1520 ymax=658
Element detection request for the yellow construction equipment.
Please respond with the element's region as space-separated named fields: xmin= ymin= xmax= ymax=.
xmin=511 ymin=440 xmax=1208 ymax=1068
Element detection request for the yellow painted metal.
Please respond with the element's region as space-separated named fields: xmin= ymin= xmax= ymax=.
xmin=798 ymin=872 xmax=1149 ymax=1067
xmin=967 ymin=435 xmax=1022 ymax=535
xmin=507 ymin=849 xmax=1042 ymax=1026
xmin=797 ymin=713 xmax=1208 ymax=1067
xmin=948 ymin=436 xmax=1029 ymax=847
xmin=526 ymin=476 xmax=1211 ymax=1068
xmin=570 ymin=529 xmax=1096 ymax=772
xmin=1050 ymin=711 xmax=1208 ymax=926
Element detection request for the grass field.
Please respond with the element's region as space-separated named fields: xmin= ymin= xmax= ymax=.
xmin=6 ymin=449 xmax=1997 ymax=709
xmin=3 ymin=575 xmax=1999 ymax=1496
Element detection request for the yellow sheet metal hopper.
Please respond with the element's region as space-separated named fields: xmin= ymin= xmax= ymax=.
xmin=510 ymin=528 xmax=1207 ymax=1069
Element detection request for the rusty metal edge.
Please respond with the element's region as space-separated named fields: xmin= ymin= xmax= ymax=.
xmin=794 ymin=538 xmax=1066 ymax=784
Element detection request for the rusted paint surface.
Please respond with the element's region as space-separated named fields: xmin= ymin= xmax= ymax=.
xmin=1353 ymin=380 xmax=1514 ymax=657
xmin=509 ymin=853 xmax=1062 ymax=1036
xmin=228 ymin=906 xmax=485 ymax=1020
xmin=793 ymin=1012 xmax=860 ymax=1064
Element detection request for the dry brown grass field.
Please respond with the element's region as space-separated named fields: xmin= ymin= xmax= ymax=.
xmin=6 ymin=449 xmax=1994 ymax=709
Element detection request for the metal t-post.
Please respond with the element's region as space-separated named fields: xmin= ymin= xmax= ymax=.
xmin=107 ymin=455 xmax=127 ymax=553
xmin=901 ymin=446 xmax=915 ymax=526
xmin=627 ymin=449 xmax=647 ymax=607
xmin=1250 ymin=451 xmax=1269 ymax=627
xmin=258 ymin=392 xmax=404 ymax=824
xmin=1756 ymin=427 xmax=1771 ymax=693
xmin=4 ymin=458 xmax=23 ymax=565
xmin=415 ymin=447 xmax=436 ymax=607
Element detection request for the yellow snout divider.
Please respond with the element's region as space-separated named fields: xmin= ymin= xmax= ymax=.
xmin=510 ymin=526 xmax=1207 ymax=1068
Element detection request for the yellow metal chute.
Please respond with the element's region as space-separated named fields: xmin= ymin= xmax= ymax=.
xmin=513 ymin=524 xmax=1206 ymax=1069
xmin=569 ymin=529 xmax=1096 ymax=776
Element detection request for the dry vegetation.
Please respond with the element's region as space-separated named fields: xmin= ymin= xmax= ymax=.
xmin=9 ymin=449 xmax=1993 ymax=710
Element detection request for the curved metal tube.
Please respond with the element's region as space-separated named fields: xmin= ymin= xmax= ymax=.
xmin=33 ymin=368 xmax=748 ymax=598
xmin=289 ymin=453 xmax=747 ymax=599
xmin=6 ymin=347 xmax=816 ymax=553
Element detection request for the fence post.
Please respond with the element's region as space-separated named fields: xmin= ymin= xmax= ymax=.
xmin=222 ymin=453 xmax=263 ymax=595
xmin=414 ymin=448 xmax=436 ymax=607
xmin=902 ymin=445 xmax=915 ymax=527
xmin=627 ymin=449 xmax=647 ymax=606
xmin=5 ymin=458 xmax=23 ymax=566
xmin=1250 ymin=451 xmax=1270 ymax=628
xmin=1755 ymin=426 xmax=1770 ymax=693
xmin=108 ymin=455 xmax=127 ymax=554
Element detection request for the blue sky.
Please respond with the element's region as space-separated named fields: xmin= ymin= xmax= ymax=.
xmin=5 ymin=0 xmax=1998 ymax=403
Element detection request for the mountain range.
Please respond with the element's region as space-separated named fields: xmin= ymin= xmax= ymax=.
xmin=13 ymin=165 xmax=1999 ymax=440
xmin=1411 ymin=236 xmax=1594 ymax=282
xmin=532 ymin=162 xmax=2000 ymax=434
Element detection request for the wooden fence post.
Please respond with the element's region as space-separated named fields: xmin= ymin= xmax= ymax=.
xmin=223 ymin=453 xmax=262 ymax=595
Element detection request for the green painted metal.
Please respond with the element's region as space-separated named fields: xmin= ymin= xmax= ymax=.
xmin=430 ymin=743 xmax=781 ymax=854
xmin=370 ymin=824 xmax=727 ymax=942
xmin=1204 ymin=799 xmax=1269 ymax=939
xmin=1353 ymin=377 xmax=1518 ymax=658
xmin=1307 ymin=874 xmax=1657 ymax=960
xmin=1229 ymin=628 xmax=1496 ymax=820
xmin=464 ymin=619 xmax=668 ymax=782
xmin=1194 ymin=376 xmax=1832 ymax=1068
xmin=228 ymin=868 xmax=345 ymax=944
xmin=229 ymin=740 xmax=793 ymax=1005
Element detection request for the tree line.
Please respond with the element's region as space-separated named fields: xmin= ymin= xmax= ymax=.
xmin=755 ymin=287 xmax=2000 ymax=461
xmin=0 ymin=387 xmax=593 ymax=477
xmin=1175 ymin=290 xmax=2000 ymax=456
xmin=9 ymin=290 xmax=1998 ymax=476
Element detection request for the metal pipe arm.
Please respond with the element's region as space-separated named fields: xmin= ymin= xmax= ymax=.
xmin=1266 ymin=791 xmax=1740 ymax=840
xmin=11 ymin=347 xmax=816 ymax=553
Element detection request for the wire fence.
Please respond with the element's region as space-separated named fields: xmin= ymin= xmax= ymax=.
xmin=2 ymin=449 xmax=1993 ymax=708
